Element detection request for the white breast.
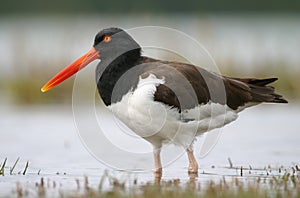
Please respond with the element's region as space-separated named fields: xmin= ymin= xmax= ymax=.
xmin=108 ymin=74 xmax=239 ymax=150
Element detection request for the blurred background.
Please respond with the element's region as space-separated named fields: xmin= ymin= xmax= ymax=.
xmin=0 ymin=0 xmax=299 ymax=184
xmin=0 ymin=0 xmax=300 ymax=104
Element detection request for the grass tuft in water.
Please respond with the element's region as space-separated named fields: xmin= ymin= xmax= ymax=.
xmin=22 ymin=161 xmax=29 ymax=175
xmin=63 ymin=173 xmax=300 ymax=198
xmin=0 ymin=158 xmax=7 ymax=176
xmin=227 ymin=158 xmax=233 ymax=168
xmin=10 ymin=157 xmax=20 ymax=175
xmin=10 ymin=166 xmax=300 ymax=198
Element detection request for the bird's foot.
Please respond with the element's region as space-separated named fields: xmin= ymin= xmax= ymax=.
xmin=188 ymin=171 xmax=198 ymax=183
xmin=154 ymin=168 xmax=162 ymax=183
xmin=188 ymin=164 xmax=198 ymax=174
xmin=186 ymin=149 xmax=198 ymax=174
xmin=154 ymin=167 xmax=162 ymax=175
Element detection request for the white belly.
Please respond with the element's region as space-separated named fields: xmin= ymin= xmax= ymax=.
xmin=108 ymin=74 xmax=239 ymax=149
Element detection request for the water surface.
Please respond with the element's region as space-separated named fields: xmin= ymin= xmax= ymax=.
xmin=0 ymin=103 xmax=299 ymax=196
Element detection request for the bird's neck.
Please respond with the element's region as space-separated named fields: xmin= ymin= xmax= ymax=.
xmin=96 ymin=48 xmax=142 ymax=106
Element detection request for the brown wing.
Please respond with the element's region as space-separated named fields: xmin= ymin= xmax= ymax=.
xmin=138 ymin=57 xmax=287 ymax=111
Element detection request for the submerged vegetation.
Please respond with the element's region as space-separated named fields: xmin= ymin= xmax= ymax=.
xmin=0 ymin=158 xmax=29 ymax=176
xmin=10 ymin=157 xmax=19 ymax=175
xmin=12 ymin=166 xmax=300 ymax=198
xmin=0 ymin=158 xmax=7 ymax=176
xmin=2 ymin=159 xmax=299 ymax=198
xmin=0 ymin=153 xmax=299 ymax=198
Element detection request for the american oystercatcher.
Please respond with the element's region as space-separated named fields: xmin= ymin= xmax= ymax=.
xmin=41 ymin=27 xmax=287 ymax=174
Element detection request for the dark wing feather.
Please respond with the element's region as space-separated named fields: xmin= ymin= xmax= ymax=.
xmin=230 ymin=77 xmax=288 ymax=104
xmin=138 ymin=57 xmax=287 ymax=111
xmin=233 ymin=77 xmax=278 ymax=86
xmin=139 ymin=57 xmax=211 ymax=110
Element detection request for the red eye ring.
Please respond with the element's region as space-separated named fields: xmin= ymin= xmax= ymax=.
xmin=103 ymin=35 xmax=112 ymax=43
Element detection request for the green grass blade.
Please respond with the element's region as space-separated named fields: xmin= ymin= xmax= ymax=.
xmin=22 ymin=161 xmax=29 ymax=175
xmin=0 ymin=158 xmax=7 ymax=176
xmin=10 ymin=157 xmax=20 ymax=175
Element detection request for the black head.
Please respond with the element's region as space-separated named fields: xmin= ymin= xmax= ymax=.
xmin=41 ymin=27 xmax=141 ymax=93
xmin=93 ymin=27 xmax=141 ymax=62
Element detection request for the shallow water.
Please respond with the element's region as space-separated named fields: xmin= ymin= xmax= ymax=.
xmin=0 ymin=103 xmax=299 ymax=196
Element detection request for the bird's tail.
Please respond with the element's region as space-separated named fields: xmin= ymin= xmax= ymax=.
xmin=236 ymin=77 xmax=288 ymax=104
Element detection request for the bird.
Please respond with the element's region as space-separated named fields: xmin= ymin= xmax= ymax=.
xmin=41 ymin=27 xmax=287 ymax=175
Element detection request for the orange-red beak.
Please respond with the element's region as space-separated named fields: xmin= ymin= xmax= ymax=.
xmin=41 ymin=47 xmax=100 ymax=92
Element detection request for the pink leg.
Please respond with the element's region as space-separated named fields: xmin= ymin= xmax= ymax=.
xmin=153 ymin=149 xmax=162 ymax=174
xmin=187 ymin=149 xmax=198 ymax=173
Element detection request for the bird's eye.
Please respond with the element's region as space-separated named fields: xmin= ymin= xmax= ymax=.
xmin=103 ymin=35 xmax=112 ymax=43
